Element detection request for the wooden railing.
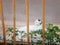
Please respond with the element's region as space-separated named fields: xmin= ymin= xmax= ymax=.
xmin=42 ymin=0 xmax=45 ymax=45
xmin=25 ymin=0 xmax=30 ymax=45
xmin=0 ymin=0 xmax=7 ymax=45
xmin=0 ymin=0 xmax=45 ymax=45
xmin=12 ymin=0 xmax=16 ymax=45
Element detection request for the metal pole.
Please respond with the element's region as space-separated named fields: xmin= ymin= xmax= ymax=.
xmin=42 ymin=0 xmax=45 ymax=45
xmin=25 ymin=0 xmax=30 ymax=45
xmin=12 ymin=0 xmax=16 ymax=45
xmin=0 ymin=0 xmax=7 ymax=45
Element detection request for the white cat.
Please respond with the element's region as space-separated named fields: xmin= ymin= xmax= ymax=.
xmin=19 ymin=19 xmax=42 ymax=32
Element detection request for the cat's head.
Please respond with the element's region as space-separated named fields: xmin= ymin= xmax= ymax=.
xmin=35 ymin=19 xmax=42 ymax=26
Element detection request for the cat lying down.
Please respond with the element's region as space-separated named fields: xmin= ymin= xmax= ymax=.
xmin=19 ymin=19 xmax=42 ymax=32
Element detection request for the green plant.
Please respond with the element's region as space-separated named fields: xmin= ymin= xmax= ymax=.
xmin=30 ymin=30 xmax=42 ymax=45
xmin=6 ymin=27 xmax=26 ymax=42
xmin=18 ymin=31 xmax=26 ymax=42
xmin=45 ymin=23 xmax=60 ymax=45
xmin=7 ymin=27 xmax=13 ymax=33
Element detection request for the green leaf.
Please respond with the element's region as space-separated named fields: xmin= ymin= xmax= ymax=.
xmin=7 ymin=27 xmax=13 ymax=32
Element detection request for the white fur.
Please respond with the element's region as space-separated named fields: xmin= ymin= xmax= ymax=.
xmin=19 ymin=19 xmax=42 ymax=32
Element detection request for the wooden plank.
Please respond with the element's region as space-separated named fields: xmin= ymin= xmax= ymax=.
xmin=25 ymin=0 xmax=30 ymax=45
xmin=0 ymin=0 xmax=7 ymax=45
xmin=42 ymin=0 xmax=45 ymax=45
xmin=12 ymin=0 xmax=16 ymax=45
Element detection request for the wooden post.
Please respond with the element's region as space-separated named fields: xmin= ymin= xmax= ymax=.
xmin=0 ymin=0 xmax=7 ymax=45
xmin=42 ymin=0 xmax=45 ymax=45
xmin=25 ymin=0 xmax=30 ymax=45
xmin=12 ymin=0 xmax=16 ymax=45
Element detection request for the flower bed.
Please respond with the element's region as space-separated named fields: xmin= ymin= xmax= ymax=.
xmin=0 ymin=23 xmax=60 ymax=45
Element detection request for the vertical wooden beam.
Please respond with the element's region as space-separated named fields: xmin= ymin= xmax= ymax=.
xmin=12 ymin=0 xmax=16 ymax=45
xmin=0 ymin=0 xmax=7 ymax=45
xmin=42 ymin=0 xmax=45 ymax=45
xmin=25 ymin=0 xmax=30 ymax=45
